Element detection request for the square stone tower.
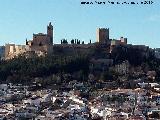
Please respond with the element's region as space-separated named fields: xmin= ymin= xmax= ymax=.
xmin=96 ymin=28 xmax=109 ymax=44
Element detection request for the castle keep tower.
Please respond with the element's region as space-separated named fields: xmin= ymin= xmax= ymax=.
xmin=25 ymin=22 xmax=54 ymax=55
xmin=47 ymin=22 xmax=53 ymax=45
xmin=96 ymin=28 xmax=109 ymax=44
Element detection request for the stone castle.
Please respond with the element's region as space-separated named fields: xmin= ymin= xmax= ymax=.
xmin=26 ymin=22 xmax=53 ymax=53
xmin=5 ymin=22 xmax=54 ymax=59
xmin=3 ymin=22 xmax=128 ymax=59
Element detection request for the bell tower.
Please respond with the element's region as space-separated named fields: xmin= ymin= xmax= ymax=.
xmin=47 ymin=22 xmax=53 ymax=45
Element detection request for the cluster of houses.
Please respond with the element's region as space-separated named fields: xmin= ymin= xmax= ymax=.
xmin=0 ymin=79 xmax=160 ymax=120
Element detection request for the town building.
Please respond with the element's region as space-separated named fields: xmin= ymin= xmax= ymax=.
xmin=115 ymin=60 xmax=130 ymax=75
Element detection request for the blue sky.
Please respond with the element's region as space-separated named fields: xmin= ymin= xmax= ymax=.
xmin=0 ymin=0 xmax=159 ymax=48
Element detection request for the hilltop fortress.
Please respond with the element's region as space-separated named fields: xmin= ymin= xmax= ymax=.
xmin=5 ymin=23 xmax=54 ymax=59
xmin=3 ymin=22 xmax=148 ymax=60
xmin=26 ymin=22 xmax=53 ymax=53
